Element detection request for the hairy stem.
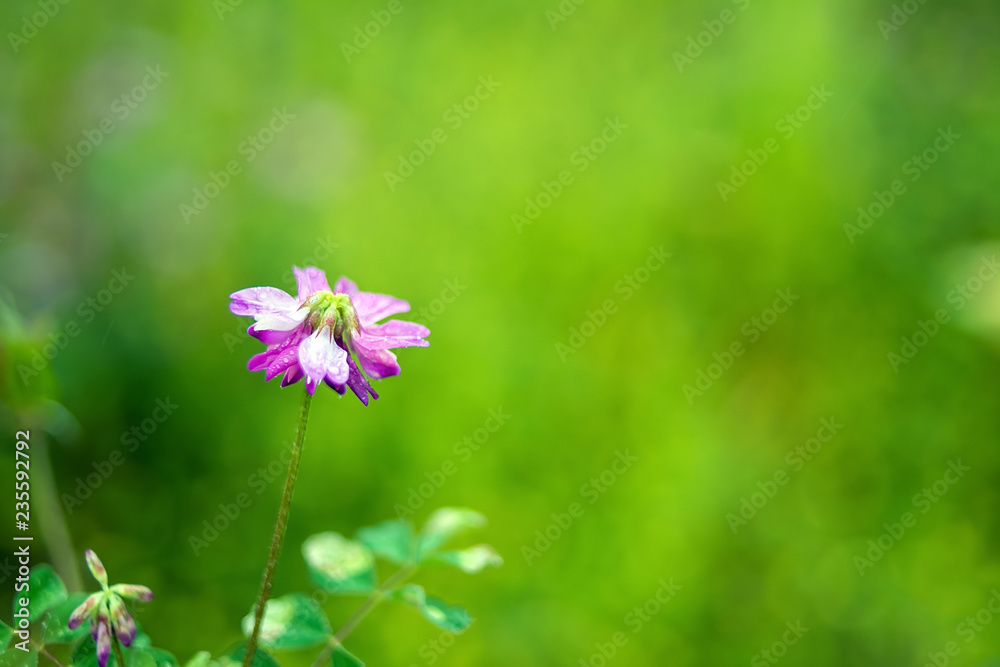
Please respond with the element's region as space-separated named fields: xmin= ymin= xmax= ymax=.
xmin=32 ymin=639 xmax=68 ymax=667
xmin=243 ymin=389 xmax=313 ymax=667
xmin=310 ymin=564 xmax=416 ymax=667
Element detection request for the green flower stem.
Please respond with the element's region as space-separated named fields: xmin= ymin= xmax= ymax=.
xmin=32 ymin=639 xmax=68 ymax=667
xmin=112 ymin=633 xmax=126 ymax=667
xmin=243 ymin=388 xmax=313 ymax=667
xmin=310 ymin=563 xmax=417 ymax=667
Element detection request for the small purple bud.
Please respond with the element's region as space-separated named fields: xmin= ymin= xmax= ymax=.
xmin=96 ymin=616 xmax=111 ymax=667
xmin=111 ymin=584 xmax=154 ymax=602
xmin=109 ymin=597 xmax=137 ymax=647
xmin=85 ymin=550 xmax=109 ymax=589
xmin=68 ymin=592 xmax=102 ymax=630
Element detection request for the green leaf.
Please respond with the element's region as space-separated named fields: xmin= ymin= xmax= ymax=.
xmin=240 ymin=594 xmax=332 ymax=649
xmin=355 ymin=520 xmax=413 ymax=564
xmin=41 ymin=593 xmax=91 ymax=644
xmin=220 ymin=642 xmax=280 ymax=667
xmin=182 ymin=652 xmax=211 ymax=667
xmin=430 ymin=545 xmax=503 ymax=574
xmin=16 ymin=564 xmax=68 ymax=623
xmin=70 ymin=637 xmax=105 ymax=667
xmin=0 ymin=647 xmax=38 ymax=667
xmin=129 ymin=652 xmax=158 ymax=667
xmin=416 ymin=508 xmax=487 ymax=559
xmin=143 ymin=648 xmax=179 ymax=667
xmin=302 ymin=533 xmax=377 ymax=594
xmin=70 ymin=636 xmax=157 ymax=667
xmin=388 ymin=584 xmax=473 ymax=633
xmin=331 ymin=645 xmax=364 ymax=667
xmin=0 ymin=621 xmax=12 ymax=651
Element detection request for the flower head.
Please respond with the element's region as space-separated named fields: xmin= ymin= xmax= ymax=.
xmin=229 ymin=267 xmax=429 ymax=405
xmin=69 ymin=550 xmax=153 ymax=666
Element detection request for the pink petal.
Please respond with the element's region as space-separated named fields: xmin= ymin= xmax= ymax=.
xmin=248 ymin=324 xmax=297 ymax=345
xmin=254 ymin=309 xmax=308 ymax=332
xmin=294 ymin=266 xmax=331 ymax=301
xmin=352 ymin=292 xmax=410 ymax=326
xmin=248 ymin=349 xmax=276 ymax=372
xmin=281 ymin=366 xmax=303 ymax=387
xmin=299 ymin=329 xmax=349 ymax=393
xmin=334 ymin=277 xmax=358 ymax=295
xmin=229 ymin=287 xmax=297 ymax=317
xmin=265 ymin=344 xmax=302 ymax=380
xmin=356 ymin=321 xmax=430 ymax=350
xmin=353 ymin=345 xmax=400 ymax=379
xmin=344 ymin=354 xmax=378 ymax=405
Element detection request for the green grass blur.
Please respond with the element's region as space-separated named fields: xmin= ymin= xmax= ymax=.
xmin=2 ymin=0 xmax=1000 ymax=665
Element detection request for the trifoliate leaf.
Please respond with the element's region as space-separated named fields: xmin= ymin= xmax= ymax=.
xmin=241 ymin=594 xmax=332 ymax=649
xmin=41 ymin=593 xmax=91 ymax=644
xmin=182 ymin=652 xmax=211 ymax=667
xmin=355 ymin=520 xmax=413 ymax=564
xmin=331 ymin=645 xmax=364 ymax=667
xmin=416 ymin=509 xmax=486 ymax=559
xmin=0 ymin=647 xmax=37 ymax=667
xmin=144 ymin=648 xmax=180 ymax=667
xmin=221 ymin=642 xmax=280 ymax=667
xmin=430 ymin=545 xmax=503 ymax=574
xmin=388 ymin=584 xmax=472 ymax=633
xmin=0 ymin=621 xmax=12 ymax=651
xmin=130 ymin=652 xmax=158 ymax=667
xmin=303 ymin=533 xmax=377 ymax=594
xmin=18 ymin=564 xmax=67 ymax=622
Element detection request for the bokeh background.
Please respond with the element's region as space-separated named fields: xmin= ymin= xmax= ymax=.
xmin=2 ymin=0 xmax=1000 ymax=665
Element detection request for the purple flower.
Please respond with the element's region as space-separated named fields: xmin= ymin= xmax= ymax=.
xmin=69 ymin=550 xmax=153 ymax=667
xmin=229 ymin=267 xmax=430 ymax=405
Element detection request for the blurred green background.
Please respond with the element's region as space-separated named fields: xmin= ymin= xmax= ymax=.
xmin=2 ymin=0 xmax=1000 ymax=664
